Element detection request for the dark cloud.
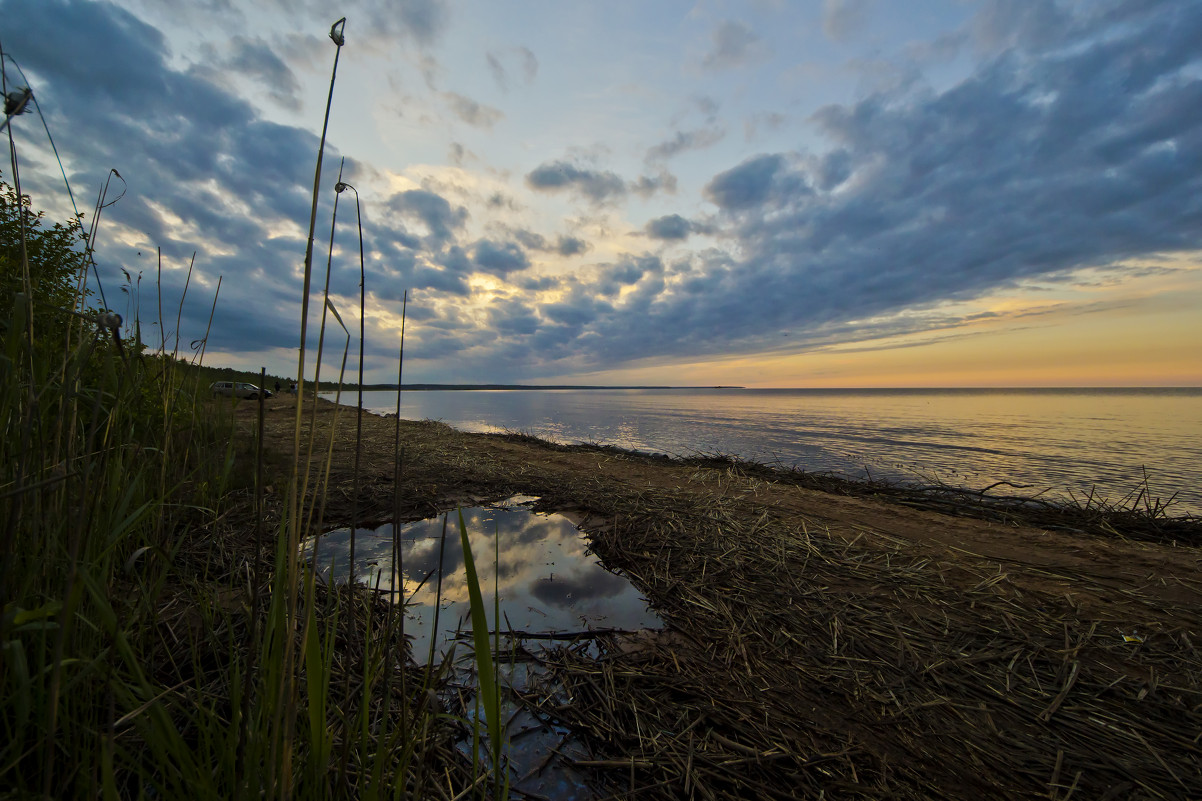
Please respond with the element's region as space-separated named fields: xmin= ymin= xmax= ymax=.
xmin=645 ymin=214 xmax=692 ymax=240
xmin=526 ymin=161 xmax=627 ymax=203
xmin=511 ymin=230 xmax=590 ymax=257
xmin=515 ymin=274 xmax=561 ymax=292
xmin=555 ymin=235 xmax=589 ymax=256
xmin=529 ymin=566 xmax=628 ymax=608
xmin=813 ymin=149 xmax=852 ymax=191
xmin=229 ymin=38 xmax=299 ymax=105
xmin=454 ymin=3 xmax=1202 ymax=378
xmin=594 ymin=255 xmax=661 ymax=297
xmin=705 ymin=154 xmax=793 ymax=210
xmin=692 ymin=95 xmax=720 ymax=123
xmin=4 ymin=0 xmax=466 ymax=364
xmin=518 ymin=47 xmax=539 ymax=81
xmin=701 ymin=20 xmax=767 ymax=70
xmin=200 ymin=36 xmax=301 ymax=110
xmin=488 ymin=299 xmax=540 ymax=335
xmin=512 ymin=229 xmax=547 ymax=251
xmin=386 ymin=189 xmax=468 ymax=246
xmin=8 ymin=0 xmax=1202 ymax=383
xmin=471 ymin=239 xmax=529 ymax=276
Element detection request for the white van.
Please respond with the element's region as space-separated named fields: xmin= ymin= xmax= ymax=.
xmin=209 ymin=381 xmax=273 ymax=400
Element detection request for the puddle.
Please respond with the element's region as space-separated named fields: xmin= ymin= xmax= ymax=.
xmin=303 ymin=497 xmax=659 ymax=655
xmin=302 ymin=498 xmax=661 ymax=799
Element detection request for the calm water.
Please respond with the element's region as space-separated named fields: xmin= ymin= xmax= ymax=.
xmin=324 ymin=388 xmax=1202 ymax=515
xmin=303 ymin=499 xmax=660 ymax=657
xmin=306 ymin=499 xmax=658 ymax=800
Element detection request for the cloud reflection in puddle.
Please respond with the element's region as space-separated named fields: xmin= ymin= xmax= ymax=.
xmin=302 ymin=498 xmax=660 ymax=655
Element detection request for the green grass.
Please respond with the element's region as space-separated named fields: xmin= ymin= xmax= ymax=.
xmin=3 ymin=18 xmax=511 ymax=790
xmin=2 ymin=175 xmax=507 ymax=800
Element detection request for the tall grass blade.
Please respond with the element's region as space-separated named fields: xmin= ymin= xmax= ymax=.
xmin=457 ymin=508 xmax=504 ymax=792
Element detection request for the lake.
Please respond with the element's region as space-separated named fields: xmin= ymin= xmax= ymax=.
xmin=322 ymin=387 xmax=1202 ymax=516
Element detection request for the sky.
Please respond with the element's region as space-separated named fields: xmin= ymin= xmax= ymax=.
xmin=3 ymin=0 xmax=1200 ymax=387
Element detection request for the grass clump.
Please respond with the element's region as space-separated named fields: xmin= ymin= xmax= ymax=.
xmin=1 ymin=170 xmax=245 ymax=796
xmin=0 ymin=164 xmax=500 ymax=797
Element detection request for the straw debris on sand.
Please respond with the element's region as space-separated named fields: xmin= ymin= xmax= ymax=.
xmin=243 ymin=396 xmax=1201 ymax=799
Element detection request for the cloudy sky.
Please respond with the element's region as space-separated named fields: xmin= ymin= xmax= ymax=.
xmin=4 ymin=0 xmax=1200 ymax=386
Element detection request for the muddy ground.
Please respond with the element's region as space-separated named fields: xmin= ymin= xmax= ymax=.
xmin=236 ymin=395 xmax=1202 ymax=799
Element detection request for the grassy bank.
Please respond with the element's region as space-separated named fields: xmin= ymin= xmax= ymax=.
xmin=1 ymin=175 xmax=498 ymax=799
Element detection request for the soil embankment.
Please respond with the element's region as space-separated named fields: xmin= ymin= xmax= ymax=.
xmin=240 ymin=395 xmax=1202 ymax=799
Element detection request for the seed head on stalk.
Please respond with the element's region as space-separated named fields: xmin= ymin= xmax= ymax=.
xmin=281 ymin=16 xmax=346 ymax=799
xmin=332 ymin=179 xmax=366 ymax=609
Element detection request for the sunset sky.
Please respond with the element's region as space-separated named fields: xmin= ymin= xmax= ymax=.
xmin=5 ymin=0 xmax=1201 ymax=387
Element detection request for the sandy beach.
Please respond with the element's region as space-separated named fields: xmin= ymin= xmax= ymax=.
xmin=241 ymin=395 xmax=1202 ymax=798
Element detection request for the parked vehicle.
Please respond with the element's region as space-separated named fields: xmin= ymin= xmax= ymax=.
xmin=209 ymin=381 xmax=273 ymax=400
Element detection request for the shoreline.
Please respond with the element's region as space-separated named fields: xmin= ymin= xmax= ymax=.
xmin=320 ymin=386 xmax=1202 ymax=522
xmin=312 ymin=391 xmax=1200 ymax=537
xmin=238 ymin=395 xmax=1202 ymax=797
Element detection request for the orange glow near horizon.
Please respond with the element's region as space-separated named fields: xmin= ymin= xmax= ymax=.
xmin=581 ymin=259 xmax=1202 ymax=388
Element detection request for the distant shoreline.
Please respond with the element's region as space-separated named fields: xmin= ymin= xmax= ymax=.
xmin=319 ymin=383 xmax=747 ymax=391
xmin=316 ymin=384 xmax=1198 ymax=393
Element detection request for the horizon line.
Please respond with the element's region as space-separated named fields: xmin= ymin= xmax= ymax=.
xmin=312 ymin=383 xmax=1201 ymax=391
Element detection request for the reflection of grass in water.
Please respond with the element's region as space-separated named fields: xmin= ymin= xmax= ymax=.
xmin=459 ymin=509 xmax=507 ymax=798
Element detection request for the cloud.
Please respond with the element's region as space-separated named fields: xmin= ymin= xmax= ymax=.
xmin=442 ymin=91 xmax=504 ymax=129
xmin=386 ymin=189 xmax=468 ymax=246
xmin=529 ymin=566 xmax=628 ymax=608
xmin=645 ymin=127 xmax=725 ymax=163
xmin=701 ymin=20 xmax=768 ymax=70
xmin=645 ymin=214 xmax=693 ymax=240
xmin=631 ymin=171 xmax=677 ymax=197
xmin=522 ymin=159 xmax=676 ymax=204
xmin=512 ymin=229 xmax=591 ymax=256
xmin=211 ymin=36 xmax=302 ymax=110
xmin=471 ymin=239 xmax=530 ymax=276
xmin=9 ymin=0 xmax=1202 ymax=384
xmin=464 ymin=3 xmax=1202 ymax=377
xmin=555 ymin=235 xmax=589 ymax=256
xmin=705 ymin=154 xmax=795 ymax=210
xmin=525 ymin=161 xmax=628 ymax=204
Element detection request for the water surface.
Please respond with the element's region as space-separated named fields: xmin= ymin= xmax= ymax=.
xmin=324 ymin=387 xmax=1202 ymax=515
xmin=303 ymin=498 xmax=660 ymax=656
xmin=304 ymin=499 xmax=657 ymax=799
